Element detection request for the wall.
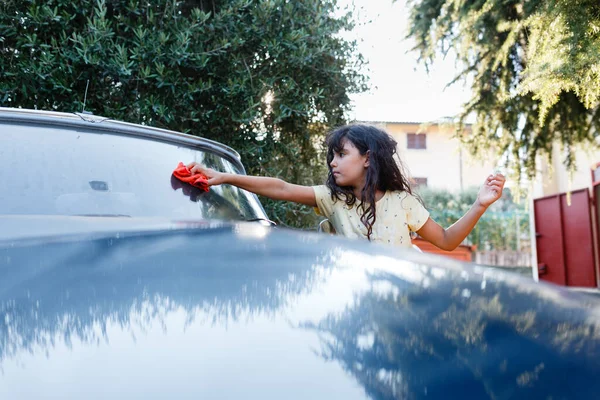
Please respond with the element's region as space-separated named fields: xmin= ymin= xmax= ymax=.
xmin=533 ymin=143 xmax=600 ymax=198
xmin=376 ymin=121 xmax=496 ymax=192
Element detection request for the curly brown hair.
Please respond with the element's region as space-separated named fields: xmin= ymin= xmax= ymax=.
xmin=325 ymin=124 xmax=416 ymax=240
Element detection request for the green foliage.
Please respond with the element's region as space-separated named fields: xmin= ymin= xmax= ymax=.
xmin=418 ymin=186 xmax=529 ymax=251
xmin=406 ymin=0 xmax=600 ymax=181
xmin=0 ymin=0 xmax=367 ymax=228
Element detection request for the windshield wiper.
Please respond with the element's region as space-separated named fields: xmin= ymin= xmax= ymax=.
xmin=243 ymin=218 xmax=276 ymax=226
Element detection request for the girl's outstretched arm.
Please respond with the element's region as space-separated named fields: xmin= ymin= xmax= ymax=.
xmin=416 ymin=173 xmax=506 ymax=251
xmin=186 ymin=162 xmax=317 ymax=207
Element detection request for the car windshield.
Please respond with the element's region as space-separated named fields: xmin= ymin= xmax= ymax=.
xmin=0 ymin=121 xmax=267 ymax=221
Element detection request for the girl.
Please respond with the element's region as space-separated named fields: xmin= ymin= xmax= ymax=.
xmin=187 ymin=124 xmax=505 ymax=250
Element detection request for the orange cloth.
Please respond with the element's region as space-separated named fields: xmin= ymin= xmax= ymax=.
xmin=172 ymin=162 xmax=209 ymax=192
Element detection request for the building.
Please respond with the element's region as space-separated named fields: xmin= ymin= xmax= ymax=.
xmin=362 ymin=120 xmax=496 ymax=192
xmin=533 ymin=144 xmax=600 ymax=198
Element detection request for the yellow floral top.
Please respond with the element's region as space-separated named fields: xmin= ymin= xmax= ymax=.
xmin=313 ymin=185 xmax=430 ymax=247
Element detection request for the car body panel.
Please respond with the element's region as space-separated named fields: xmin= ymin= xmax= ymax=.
xmin=1 ymin=219 xmax=600 ymax=399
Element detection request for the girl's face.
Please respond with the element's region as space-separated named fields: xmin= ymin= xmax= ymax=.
xmin=329 ymin=139 xmax=369 ymax=188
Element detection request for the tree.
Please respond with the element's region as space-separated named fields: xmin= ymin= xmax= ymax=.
xmin=0 ymin=0 xmax=367 ymax=228
xmin=406 ymin=0 xmax=600 ymax=181
xmin=418 ymin=186 xmax=529 ymax=251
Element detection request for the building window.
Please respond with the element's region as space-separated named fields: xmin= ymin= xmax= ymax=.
xmin=407 ymin=133 xmax=426 ymax=149
xmin=412 ymin=177 xmax=428 ymax=187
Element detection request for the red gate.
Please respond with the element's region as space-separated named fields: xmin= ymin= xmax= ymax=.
xmin=534 ymin=188 xmax=597 ymax=287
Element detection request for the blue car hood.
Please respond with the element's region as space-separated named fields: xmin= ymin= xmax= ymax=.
xmin=1 ymin=217 xmax=600 ymax=399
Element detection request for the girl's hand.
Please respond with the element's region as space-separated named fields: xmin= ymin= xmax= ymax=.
xmin=186 ymin=162 xmax=228 ymax=186
xmin=477 ymin=173 xmax=506 ymax=208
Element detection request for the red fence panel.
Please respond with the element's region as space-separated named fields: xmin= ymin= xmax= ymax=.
xmin=534 ymin=195 xmax=567 ymax=285
xmin=562 ymin=190 xmax=596 ymax=286
xmin=534 ymin=188 xmax=597 ymax=287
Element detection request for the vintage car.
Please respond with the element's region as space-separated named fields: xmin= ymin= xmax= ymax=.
xmin=1 ymin=109 xmax=600 ymax=399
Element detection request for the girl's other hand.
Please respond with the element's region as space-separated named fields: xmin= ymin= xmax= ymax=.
xmin=477 ymin=173 xmax=506 ymax=208
xmin=186 ymin=162 xmax=228 ymax=186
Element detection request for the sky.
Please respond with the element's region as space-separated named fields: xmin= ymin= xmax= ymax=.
xmin=340 ymin=0 xmax=473 ymax=123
